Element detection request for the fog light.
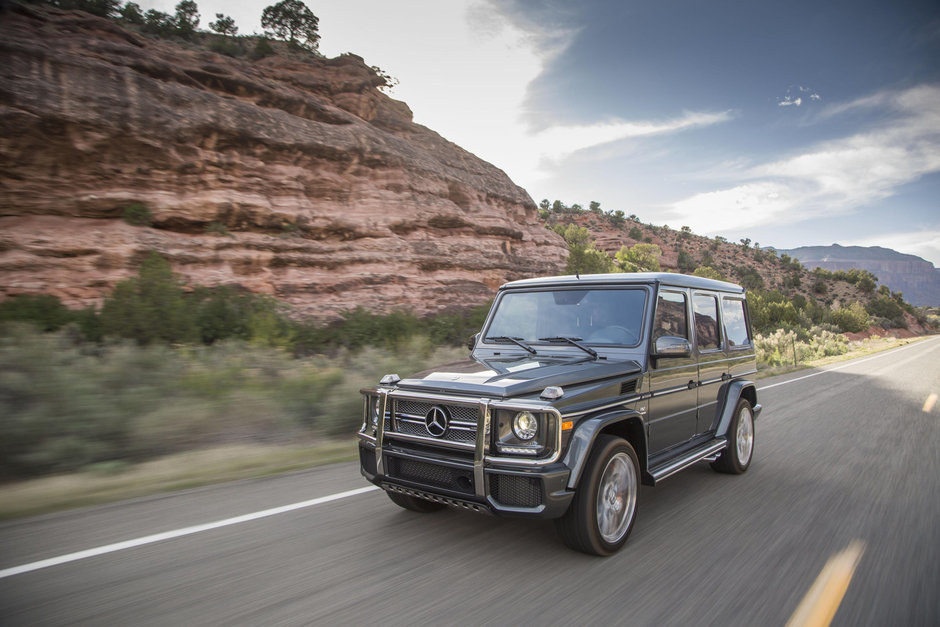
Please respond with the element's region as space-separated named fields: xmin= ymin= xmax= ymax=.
xmin=512 ymin=411 xmax=538 ymax=440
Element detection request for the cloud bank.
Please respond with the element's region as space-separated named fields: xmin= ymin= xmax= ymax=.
xmin=666 ymin=84 xmax=940 ymax=235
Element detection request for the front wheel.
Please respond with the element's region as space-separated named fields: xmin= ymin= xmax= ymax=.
xmin=711 ymin=397 xmax=755 ymax=474
xmin=555 ymin=435 xmax=639 ymax=556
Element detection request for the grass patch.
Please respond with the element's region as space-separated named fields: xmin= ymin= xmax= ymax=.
xmin=0 ymin=439 xmax=358 ymax=520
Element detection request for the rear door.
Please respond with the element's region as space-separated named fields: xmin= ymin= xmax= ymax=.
xmin=692 ymin=291 xmax=726 ymax=434
xmin=721 ymin=296 xmax=757 ymax=378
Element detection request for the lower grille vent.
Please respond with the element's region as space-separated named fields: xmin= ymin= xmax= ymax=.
xmin=389 ymin=457 xmax=474 ymax=495
xmin=490 ymin=475 xmax=542 ymax=508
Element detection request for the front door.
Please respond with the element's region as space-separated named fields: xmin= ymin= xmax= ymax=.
xmin=647 ymin=289 xmax=698 ymax=454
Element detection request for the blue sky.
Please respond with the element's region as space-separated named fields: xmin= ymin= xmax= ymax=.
xmin=140 ymin=0 xmax=940 ymax=264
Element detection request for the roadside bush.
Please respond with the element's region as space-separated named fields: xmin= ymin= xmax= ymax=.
xmin=755 ymin=327 xmax=849 ymax=367
xmin=0 ymin=294 xmax=74 ymax=331
xmin=0 ymin=327 xmax=465 ymax=478
xmin=866 ymin=295 xmax=906 ymax=328
xmin=830 ymin=302 xmax=870 ymax=333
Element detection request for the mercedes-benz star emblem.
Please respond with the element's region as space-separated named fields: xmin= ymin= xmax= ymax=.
xmin=424 ymin=406 xmax=449 ymax=437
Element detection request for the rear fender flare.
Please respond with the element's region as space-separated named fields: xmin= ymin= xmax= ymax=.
xmin=714 ymin=380 xmax=758 ymax=437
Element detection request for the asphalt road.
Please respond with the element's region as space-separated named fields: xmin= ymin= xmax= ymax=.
xmin=2 ymin=338 xmax=938 ymax=626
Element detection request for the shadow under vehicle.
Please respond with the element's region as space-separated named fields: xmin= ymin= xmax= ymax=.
xmin=358 ymin=273 xmax=762 ymax=555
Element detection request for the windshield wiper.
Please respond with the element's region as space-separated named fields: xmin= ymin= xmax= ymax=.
xmin=486 ymin=336 xmax=537 ymax=354
xmin=538 ymin=336 xmax=598 ymax=359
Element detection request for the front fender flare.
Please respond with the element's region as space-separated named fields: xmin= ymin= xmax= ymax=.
xmin=563 ymin=410 xmax=647 ymax=489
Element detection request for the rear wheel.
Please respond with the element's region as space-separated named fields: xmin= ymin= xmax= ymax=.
xmin=555 ymin=435 xmax=639 ymax=556
xmin=711 ymin=397 xmax=755 ymax=474
xmin=386 ymin=490 xmax=446 ymax=513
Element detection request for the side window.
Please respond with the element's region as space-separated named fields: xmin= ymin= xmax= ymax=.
xmin=692 ymin=293 xmax=721 ymax=351
xmin=653 ymin=291 xmax=688 ymax=340
xmin=723 ymin=298 xmax=751 ymax=348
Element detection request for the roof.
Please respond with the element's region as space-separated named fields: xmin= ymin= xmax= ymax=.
xmin=500 ymin=272 xmax=746 ymax=294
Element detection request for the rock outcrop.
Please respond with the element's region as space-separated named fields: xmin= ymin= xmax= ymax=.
xmin=0 ymin=6 xmax=566 ymax=319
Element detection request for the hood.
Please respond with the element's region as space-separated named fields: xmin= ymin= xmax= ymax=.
xmin=398 ymin=355 xmax=641 ymax=398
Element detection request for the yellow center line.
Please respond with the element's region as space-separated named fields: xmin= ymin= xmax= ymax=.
xmin=786 ymin=541 xmax=866 ymax=627
xmin=923 ymin=393 xmax=938 ymax=413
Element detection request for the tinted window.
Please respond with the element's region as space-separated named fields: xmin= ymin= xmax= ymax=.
xmin=723 ymin=298 xmax=751 ymax=347
xmin=485 ymin=289 xmax=647 ymax=346
xmin=653 ymin=291 xmax=688 ymax=340
xmin=693 ymin=294 xmax=721 ymax=351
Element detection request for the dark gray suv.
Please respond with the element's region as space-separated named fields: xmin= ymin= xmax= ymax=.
xmin=357 ymin=273 xmax=762 ymax=555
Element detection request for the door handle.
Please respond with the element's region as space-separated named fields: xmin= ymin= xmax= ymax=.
xmin=688 ymin=380 xmax=698 ymax=389
xmin=721 ymin=373 xmax=732 ymax=381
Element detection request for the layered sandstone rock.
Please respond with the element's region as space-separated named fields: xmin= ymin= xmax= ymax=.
xmin=0 ymin=6 xmax=566 ymax=318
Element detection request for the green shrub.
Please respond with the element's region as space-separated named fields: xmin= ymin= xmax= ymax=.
xmin=615 ymin=243 xmax=661 ymax=272
xmin=99 ymin=252 xmax=199 ymax=344
xmin=122 ymin=203 xmax=152 ymax=227
xmin=251 ymin=37 xmax=275 ymax=59
xmin=830 ymin=302 xmax=870 ymax=333
xmin=866 ymin=295 xmax=906 ymax=328
xmin=205 ymin=221 xmax=230 ymax=236
xmin=208 ymin=37 xmax=244 ymax=57
xmin=733 ymin=266 xmax=764 ymax=291
xmin=692 ymin=266 xmax=723 ymax=281
xmin=0 ymin=294 xmax=74 ymax=331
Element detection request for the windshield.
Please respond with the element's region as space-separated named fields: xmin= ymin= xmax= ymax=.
xmin=484 ymin=288 xmax=647 ymax=347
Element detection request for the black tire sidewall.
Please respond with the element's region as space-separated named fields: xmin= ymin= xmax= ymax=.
xmin=579 ymin=435 xmax=640 ymax=555
xmin=727 ymin=398 xmax=754 ymax=473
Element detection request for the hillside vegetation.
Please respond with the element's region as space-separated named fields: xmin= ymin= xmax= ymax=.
xmin=538 ymin=200 xmax=935 ymax=340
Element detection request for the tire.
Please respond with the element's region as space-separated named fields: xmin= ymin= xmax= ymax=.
xmin=386 ymin=490 xmax=446 ymax=513
xmin=711 ymin=397 xmax=755 ymax=474
xmin=555 ymin=435 xmax=640 ymax=556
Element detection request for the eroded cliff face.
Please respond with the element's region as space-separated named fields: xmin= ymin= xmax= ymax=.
xmin=0 ymin=7 xmax=566 ymax=318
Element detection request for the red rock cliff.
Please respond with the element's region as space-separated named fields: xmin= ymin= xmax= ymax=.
xmin=0 ymin=7 xmax=566 ymax=319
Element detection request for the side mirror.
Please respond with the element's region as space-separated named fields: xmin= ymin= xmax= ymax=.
xmin=467 ymin=333 xmax=480 ymax=351
xmin=653 ymin=335 xmax=692 ymax=358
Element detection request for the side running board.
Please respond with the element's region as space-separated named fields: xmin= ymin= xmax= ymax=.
xmin=649 ymin=438 xmax=727 ymax=484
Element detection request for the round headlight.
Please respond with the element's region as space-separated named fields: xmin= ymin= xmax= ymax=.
xmin=512 ymin=411 xmax=538 ymax=440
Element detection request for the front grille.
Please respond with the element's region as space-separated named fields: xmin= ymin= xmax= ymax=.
xmin=490 ymin=474 xmax=542 ymax=508
xmin=388 ymin=457 xmax=475 ymax=495
xmin=391 ymin=400 xmax=478 ymax=444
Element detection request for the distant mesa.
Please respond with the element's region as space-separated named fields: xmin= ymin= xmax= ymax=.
xmin=777 ymin=244 xmax=940 ymax=307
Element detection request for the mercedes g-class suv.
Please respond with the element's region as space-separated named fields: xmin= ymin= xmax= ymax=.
xmin=357 ymin=273 xmax=762 ymax=555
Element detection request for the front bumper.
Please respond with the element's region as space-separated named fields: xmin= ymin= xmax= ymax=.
xmin=359 ymin=439 xmax=574 ymax=519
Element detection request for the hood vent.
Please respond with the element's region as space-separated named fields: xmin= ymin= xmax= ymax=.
xmin=620 ymin=379 xmax=637 ymax=396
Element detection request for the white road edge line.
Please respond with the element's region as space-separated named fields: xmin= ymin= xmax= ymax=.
xmin=757 ymin=336 xmax=939 ymax=392
xmin=0 ymin=485 xmax=380 ymax=580
xmin=3 ymin=337 xmax=937 ymax=580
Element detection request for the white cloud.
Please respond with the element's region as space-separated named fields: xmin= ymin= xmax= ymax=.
xmin=667 ymin=84 xmax=940 ymax=238
xmin=779 ymin=97 xmax=802 ymax=107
